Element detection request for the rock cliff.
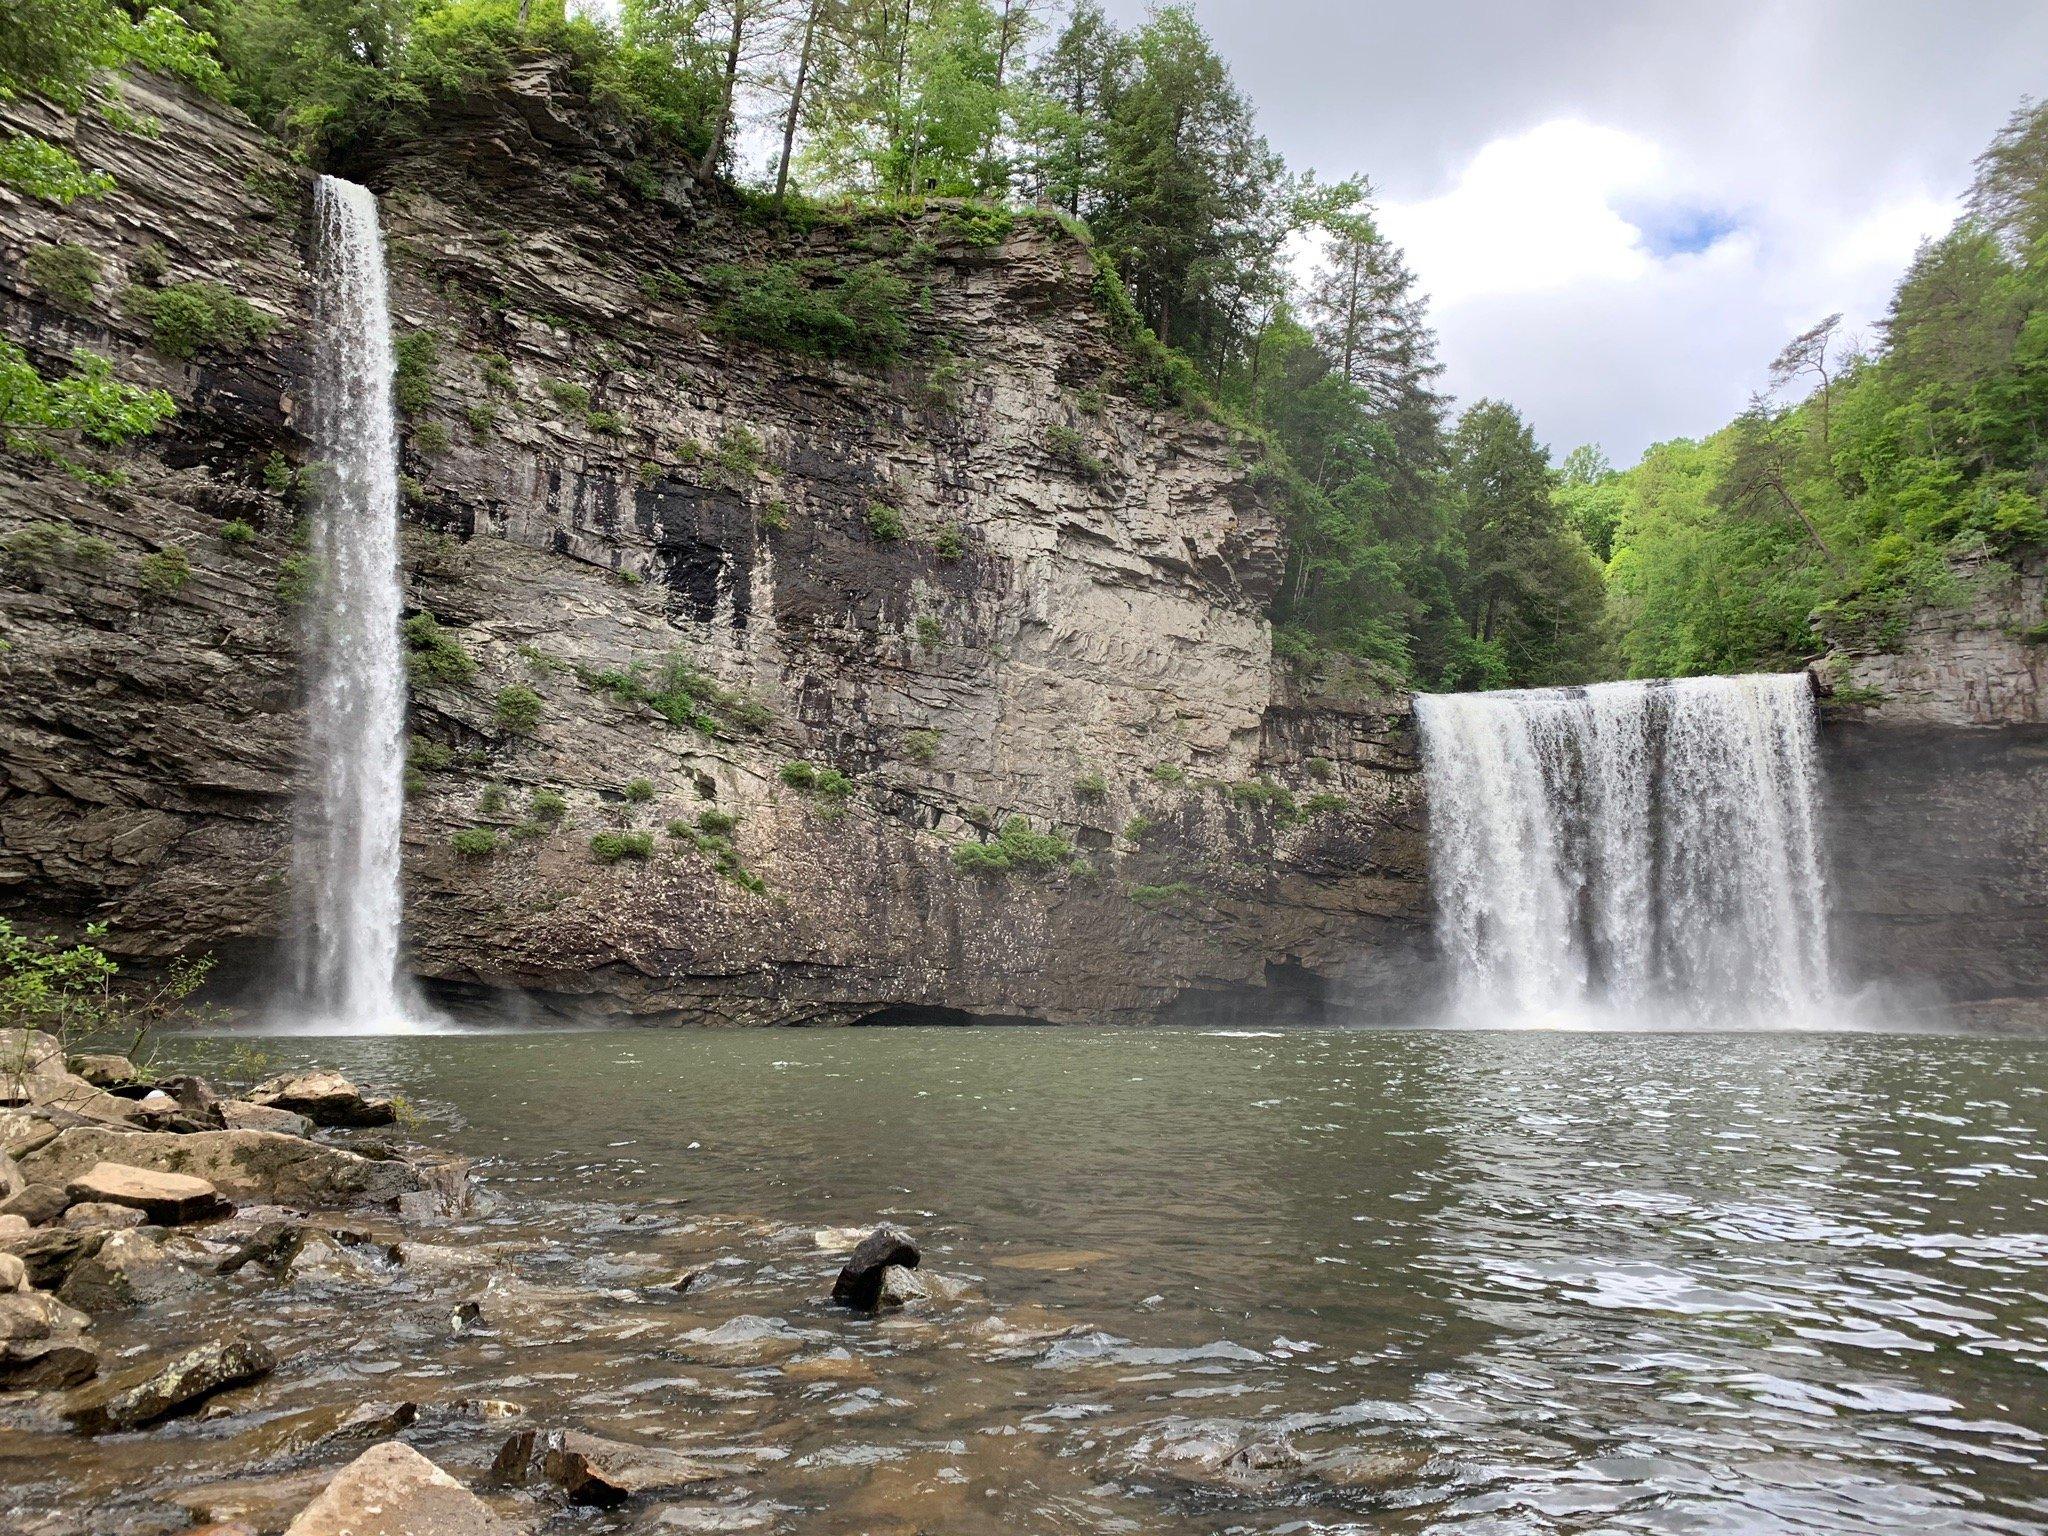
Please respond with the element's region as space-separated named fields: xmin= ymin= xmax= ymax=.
xmin=0 ymin=67 xmax=1430 ymax=1025
xmin=1815 ymin=552 xmax=2048 ymax=1027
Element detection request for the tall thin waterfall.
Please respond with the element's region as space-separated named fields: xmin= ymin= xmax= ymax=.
xmin=1415 ymin=674 xmax=1835 ymax=1028
xmin=287 ymin=176 xmax=415 ymax=1031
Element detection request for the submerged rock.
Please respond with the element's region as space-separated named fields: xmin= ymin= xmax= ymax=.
xmin=284 ymin=1441 xmax=512 ymax=1535
xmin=63 ymin=1331 xmax=276 ymax=1430
xmin=494 ymin=1427 xmax=722 ymax=1507
xmin=67 ymin=1160 xmax=232 ymax=1224
xmin=831 ymin=1224 xmax=921 ymax=1312
xmin=19 ymin=1126 xmax=423 ymax=1207
xmin=250 ymin=1070 xmax=398 ymax=1128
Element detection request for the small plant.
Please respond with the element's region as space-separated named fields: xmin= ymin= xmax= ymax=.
xmin=130 ymin=243 xmax=170 ymax=285
xmin=1128 ymin=881 xmax=1201 ymax=908
xmin=218 ymin=518 xmax=256 ymax=548
xmin=703 ymin=259 xmax=910 ymax=364
xmin=403 ymin=766 xmax=427 ymax=797
xmin=865 ymin=500 xmax=905 ymax=541
xmin=1124 ymin=814 xmax=1156 ymax=843
xmin=493 ymin=683 xmax=543 ymax=735
xmin=1303 ymin=791 xmax=1348 ymax=816
xmin=932 ymin=525 xmax=964 ymax=561
xmin=1074 ymin=771 xmax=1106 ymax=800
xmin=779 ymin=760 xmax=818 ymax=790
xmin=624 ymin=777 xmax=655 ymax=803
xmin=545 ymin=380 xmax=591 ymax=414
xmin=1228 ymin=778 xmax=1297 ymax=814
xmin=637 ymin=459 xmax=663 ymax=487
xmin=465 ymin=403 xmax=497 ymax=435
xmin=412 ymin=420 xmax=450 ymax=454
xmin=409 ymin=735 xmax=455 ymax=772
xmin=261 ymin=452 xmax=295 ymax=495
xmin=903 ymin=728 xmax=939 ymax=764
xmin=478 ymin=785 xmax=509 ymax=815
xmin=586 ymin=410 xmax=626 ymax=436
xmin=0 ymin=919 xmax=214 ymax=1067
xmin=392 ymin=329 xmax=439 ymax=414
xmin=509 ymin=820 xmax=546 ymax=841
xmin=1304 ymin=756 xmax=1334 ymax=782
xmin=590 ymin=830 xmax=654 ymax=863
xmin=780 ymin=760 xmax=852 ymax=799
xmin=402 ymin=611 xmax=477 ymax=686
xmin=941 ymin=205 xmax=1015 ymax=248
xmin=452 ymin=828 xmax=500 ymax=858
xmin=138 ymin=547 xmax=189 ymax=599
xmin=1045 ymin=423 xmax=1109 ymax=481
xmin=950 ymin=816 xmax=1078 ymax=876
xmin=479 ymin=353 xmax=515 ymax=393
xmin=714 ymin=425 xmax=764 ymax=479
xmin=27 ymin=241 xmax=102 ymax=312
xmin=760 ymin=499 xmax=789 ymax=533
xmin=1149 ymin=763 xmax=1187 ymax=786
xmin=696 ymin=808 xmax=739 ymax=835
xmin=276 ymin=552 xmax=316 ymax=606
xmin=915 ymin=614 xmax=942 ymax=650
xmin=529 ymin=788 xmax=568 ymax=823
xmin=125 ymin=281 xmax=273 ymax=360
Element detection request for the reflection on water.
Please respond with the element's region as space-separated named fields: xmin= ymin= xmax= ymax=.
xmin=12 ymin=1027 xmax=2048 ymax=1534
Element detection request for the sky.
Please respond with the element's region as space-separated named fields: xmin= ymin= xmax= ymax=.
xmin=1100 ymin=0 xmax=2048 ymax=465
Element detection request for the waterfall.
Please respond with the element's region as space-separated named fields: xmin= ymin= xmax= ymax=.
xmin=286 ymin=175 xmax=417 ymax=1031
xmin=1415 ymin=674 xmax=1836 ymax=1028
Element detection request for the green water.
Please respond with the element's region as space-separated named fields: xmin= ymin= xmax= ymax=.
xmin=16 ymin=1026 xmax=2048 ymax=1534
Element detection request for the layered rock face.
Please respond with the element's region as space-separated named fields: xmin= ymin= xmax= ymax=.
xmin=1816 ymin=553 xmax=2048 ymax=1027
xmin=0 ymin=67 xmax=1429 ymax=1025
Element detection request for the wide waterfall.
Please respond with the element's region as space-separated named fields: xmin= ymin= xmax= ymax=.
xmin=1415 ymin=673 xmax=1836 ymax=1028
xmin=286 ymin=175 xmax=417 ymax=1031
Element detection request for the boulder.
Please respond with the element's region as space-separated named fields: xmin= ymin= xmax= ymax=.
xmin=19 ymin=1126 xmax=423 ymax=1207
xmin=0 ymin=1029 xmax=65 ymax=1103
xmin=62 ymin=1200 xmax=149 ymax=1231
xmin=250 ymin=1070 xmax=397 ymax=1128
xmin=0 ymin=1214 xmax=28 ymax=1241
xmin=23 ymin=1067 xmax=145 ymax=1126
xmin=0 ymin=1287 xmax=91 ymax=1340
xmin=1 ymin=1224 xmax=104 ymax=1289
xmin=215 ymin=1219 xmax=309 ymax=1277
xmin=0 ymin=1148 xmax=20 ymax=1201
xmin=67 ymin=1160 xmax=231 ymax=1224
xmin=284 ymin=1441 xmax=512 ymax=1535
xmin=63 ymin=1332 xmax=276 ymax=1430
xmin=0 ymin=1180 xmax=72 ymax=1225
xmin=68 ymin=1055 xmax=139 ymax=1090
xmin=58 ymin=1228 xmax=199 ymax=1311
xmin=0 ymin=1337 xmax=100 ymax=1389
xmin=0 ymin=1110 xmax=58 ymax=1159
xmin=222 ymin=1099 xmax=313 ymax=1137
xmin=494 ymin=1427 xmax=721 ymax=1507
xmin=0 ymin=1251 xmax=23 ymax=1291
xmin=831 ymin=1223 xmax=920 ymax=1312
xmin=155 ymin=1073 xmax=227 ymax=1127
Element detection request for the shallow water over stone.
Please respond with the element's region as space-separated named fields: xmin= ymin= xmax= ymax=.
xmin=8 ymin=1027 xmax=2047 ymax=1534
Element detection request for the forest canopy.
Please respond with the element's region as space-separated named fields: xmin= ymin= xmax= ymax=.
xmin=6 ymin=0 xmax=2041 ymax=690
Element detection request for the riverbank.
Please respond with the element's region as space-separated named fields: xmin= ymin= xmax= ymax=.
xmin=5 ymin=1025 xmax=2047 ymax=1533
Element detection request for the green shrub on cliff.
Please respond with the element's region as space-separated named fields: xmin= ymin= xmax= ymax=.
xmin=451 ymin=827 xmax=500 ymax=857
xmin=864 ymin=500 xmax=905 ymax=542
xmin=950 ymin=817 xmax=1077 ymax=877
xmin=589 ymin=829 xmax=653 ymax=863
xmin=26 ymin=242 xmax=102 ymax=313
xmin=124 ymin=281 xmax=273 ymax=361
xmin=704 ymin=261 xmax=909 ymax=365
xmin=529 ymin=787 xmax=568 ymax=823
xmin=402 ymin=611 xmax=477 ymax=686
xmin=493 ymin=683 xmax=542 ymax=734
xmin=0 ymin=342 xmax=176 ymax=472
xmin=138 ymin=547 xmax=189 ymax=599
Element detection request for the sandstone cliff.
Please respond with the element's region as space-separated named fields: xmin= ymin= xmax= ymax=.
xmin=0 ymin=67 xmax=1430 ymax=1025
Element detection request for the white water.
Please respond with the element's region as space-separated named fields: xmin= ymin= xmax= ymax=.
xmin=1415 ymin=674 xmax=1836 ymax=1029
xmin=284 ymin=176 xmax=421 ymax=1033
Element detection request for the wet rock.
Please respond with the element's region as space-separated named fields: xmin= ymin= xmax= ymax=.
xmin=221 ymin=1099 xmax=313 ymax=1137
xmin=877 ymin=1265 xmax=931 ymax=1307
xmin=58 ymin=1228 xmax=200 ymax=1311
xmin=282 ymin=1228 xmax=394 ymax=1288
xmin=831 ymin=1223 xmax=921 ymax=1312
xmin=0 ymin=1337 xmax=101 ymax=1389
xmin=2 ymin=1224 xmax=104 ymax=1289
xmin=66 ymin=1161 xmax=232 ymax=1224
xmin=1 ymin=1180 xmax=72 ymax=1226
xmin=63 ymin=1332 xmax=276 ymax=1431
xmin=68 ymin=1055 xmax=138 ymax=1090
xmin=62 ymin=1199 xmax=149 ymax=1231
xmin=285 ymin=1441 xmax=513 ymax=1535
xmin=250 ymin=1070 xmax=398 ymax=1128
xmin=0 ymin=1030 xmax=65 ymax=1103
xmin=0 ymin=1287 xmax=91 ymax=1340
xmin=174 ymin=1468 xmax=336 ymax=1531
xmin=19 ymin=1126 xmax=424 ymax=1207
xmin=215 ymin=1218 xmax=308 ymax=1276
xmin=494 ymin=1427 xmax=722 ymax=1507
xmin=1135 ymin=1421 xmax=1431 ymax=1496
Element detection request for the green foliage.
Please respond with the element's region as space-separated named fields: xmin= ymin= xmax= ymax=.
xmin=2 ymin=520 xmax=111 ymax=571
xmin=695 ymin=807 xmax=738 ymax=835
xmin=218 ymin=517 xmax=257 ymax=547
xmin=529 ymin=787 xmax=568 ymax=823
xmin=1127 ymin=880 xmax=1200 ymax=908
xmin=1303 ymin=756 xmax=1333 ymax=781
xmin=1303 ymin=791 xmax=1348 ymax=816
xmin=0 ymin=342 xmax=175 ymax=471
xmin=477 ymin=784 xmax=508 ymax=814
xmin=392 ymin=328 xmax=439 ymax=413
xmin=137 ymin=546 xmax=189 ymax=598
xmin=545 ymin=379 xmax=590 ymax=413
xmin=915 ymin=614 xmax=942 ymax=649
xmin=714 ymin=425 xmax=764 ymax=479
xmin=412 ymin=420 xmax=450 ymax=454
xmin=759 ymin=498 xmax=789 ymax=533
xmin=589 ymin=829 xmax=653 ymax=863
xmin=1073 ymin=770 xmax=1106 ymax=800
xmin=275 ymin=551 xmax=315 ymax=606
xmin=451 ymin=827 xmax=500 ymax=857
xmin=624 ymin=776 xmax=655 ymax=802
xmin=579 ymin=653 xmax=769 ymax=736
xmin=0 ymin=918 xmax=212 ymax=1056
xmin=932 ymin=525 xmax=965 ymax=561
xmin=0 ymin=137 xmax=114 ymax=204
xmin=1045 ymin=422 xmax=1109 ymax=481
xmin=950 ymin=816 xmax=1077 ymax=876
xmin=124 ymin=280 xmax=273 ymax=360
xmin=864 ymin=499 xmax=906 ymax=541
xmin=704 ymin=261 xmax=911 ymax=364
xmin=1227 ymin=777 xmax=1296 ymax=814
xmin=465 ymin=402 xmax=498 ymax=435
xmin=941 ymin=204 xmax=1014 ymax=248
xmin=1148 ymin=763 xmax=1187 ymax=786
xmin=493 ymin=682 xmax=542 ymax=734
xmin=903 ymin=727 xmax=939 ymax=763
xmin=779 ymin=759 xmax=852 ymax=799
xmin=401 ymin=610 xmax=477 ymax=686
xmin=409 ymin=735 xmax=454 ymax=771
xmin=26 ymin=241 xmax=102 ymax=312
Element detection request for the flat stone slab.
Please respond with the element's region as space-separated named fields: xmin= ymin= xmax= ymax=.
xmin=251 ymin=1070 xmax=397 ymax=1128
xmin=284 ymin=1441 xmax=514 ymax=1535
xmin=67 ymin=1161 xmax=231 ymax=1223
xmin=20 ymin=1127 xmax=422 ymax=1207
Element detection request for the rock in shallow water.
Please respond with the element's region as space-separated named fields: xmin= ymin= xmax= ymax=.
xmin=494 ymin=1427 xmax=723 ymax=1507
xmin=250 ymin=1070 xmax=398 ymax=1128
xmin=58 ymin=1228 xmax=200 ymax=1311
xmin=0 ymin=1337 xmax=100 ymax=1389
xmin=20 ymin=1126 xmax=422 ymax=1206
xmin=831 ymin=1224 xmax=920 ymax=1312
xmin=283 ymin=1441 xmax=512 ymax=1535
xmin=63 ymin=1331 xmax=275 ymax=1430
xmin=66 ymin=1160 xmax=231 ymax=1224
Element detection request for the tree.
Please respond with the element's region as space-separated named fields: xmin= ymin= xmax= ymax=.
xmin=1768 ymin=312 xmax=1843 ymax=447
